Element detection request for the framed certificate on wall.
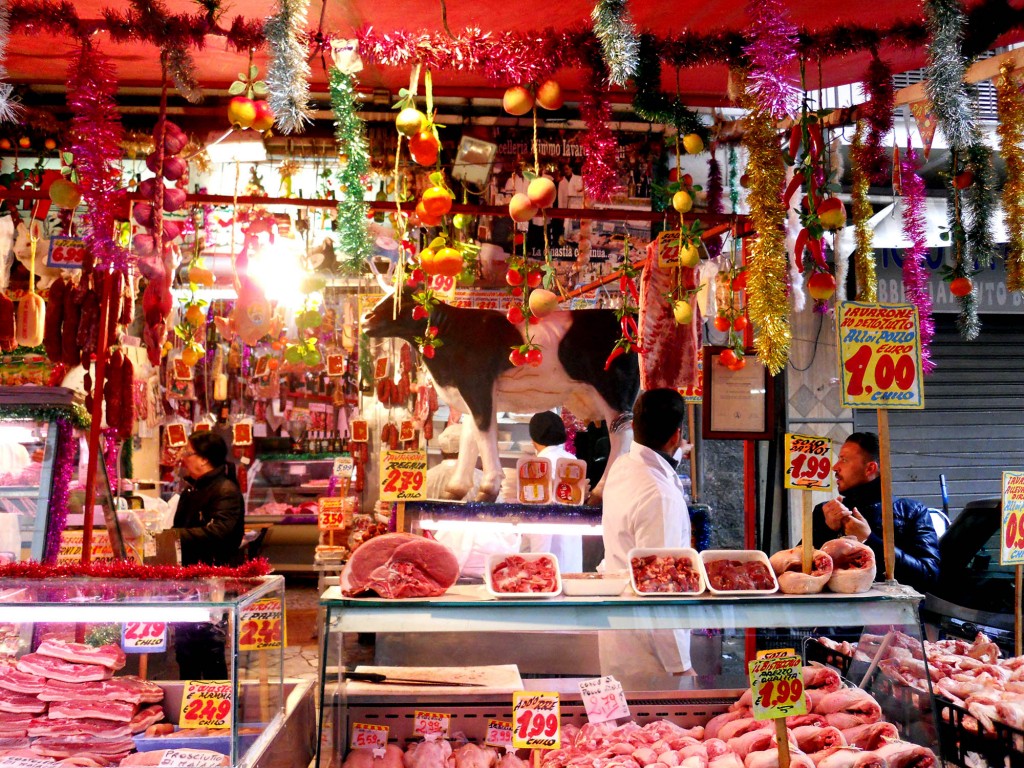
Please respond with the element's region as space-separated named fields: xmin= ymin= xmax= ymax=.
xmin=701 ymin=347 xmax=775 ymax=440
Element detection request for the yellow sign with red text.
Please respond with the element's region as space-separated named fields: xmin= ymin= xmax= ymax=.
xmin=747 ymin=654 xmax=807 ymax=721
xmin=836 ymin=302 xmax=924 ymax=410
xmin=179 ymin=680 xmax=232 ymax=729
xmin=238 ymin=597 xmax=286 ymax=651
xmin=512 ymin=692 xmax=560 ymax=750
xmin=379 ymin=450 xmax=427 ymax=502
xmin=783 ymin=434 xmax=833 ymax=492
xmin=1000 ymin=471 xmax=1024 ymax=566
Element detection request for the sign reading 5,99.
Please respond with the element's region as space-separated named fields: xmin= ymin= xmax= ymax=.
xmin=836 ymin=302 xmax=924 ymax=410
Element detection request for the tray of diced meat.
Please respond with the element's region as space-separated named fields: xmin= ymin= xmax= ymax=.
xmin=485 ymin=554 xmax=561 ymax=597
xmin=701 ymin=549 xmax=779 ymax=595
xmin=628 ymin=548 xmax=706 ymax=595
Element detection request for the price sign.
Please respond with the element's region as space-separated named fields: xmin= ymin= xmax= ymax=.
xmin=47 ymin=236 xmax=86 ymax=270
xmin=836 ymin=302 xmax=924 ymax=410
xmin=512 ymin=691 xmax=560 ymax=750
xmin=485 ymin=720 xmax=513 ymax=750
xmin=429 ymin=273 xmax=458 ymax=302
xmin=578 ymin=676 xmax=630 ymax=724
xmin=747 ymin=654 xmax=807 ymax=721
xmin=1001 ymin=471 xmax=1024 ymax=565
xmin=318 ymin=496 xmax=351 ymax=531
xmin=121 ymin=621 xmax=167 ymax=653
xmin=783 ymin=434 xmax=833 ymax=491
xmin=333 ymin=456 xmax=355 ymax=479
xmin=351 ymin=722 xmax=389 ymax=751
xmin=238 ymin=597 xmax=286 ymax=651
xmin=179 ymin=680 xmax=232 ymax=729
xmin=158 ymin=750 xmax=232 ymax=768
xmin=379 ymin=449 xmax=427 ymax=501
xmin=413 ymin=711 xmax=451 ymax=740
xmin=0 ymin=759 xmax=68 ymax=768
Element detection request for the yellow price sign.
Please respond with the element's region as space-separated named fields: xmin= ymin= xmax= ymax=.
xmin=351 ymin=722 xmax=388 ymax=750
xmin=1001 ymin=471 xmax=1024 ymax=565
xmin=784 ymin=434 xmax=833 ymax=492
xmin=318 ymin=497 xmax=350 ymax=531
xmin=238 ymin=597 xmax=286 ymax=651
xmin=179 ymin=680 xmax=232 ymax=729
xmin=512 ymin=692 xmax=560 ymax=750
xmin=485 ymin=720 xmax=513 ymax=749
xmin=379 ymin=449 xmax=427 ymax=502
xmin=836 ymin=302 xmax=924 ymax=410
xmin=747 ymin=655 xmax=807 ymax=721
xmin=413 ymin=711 xmax=450 ymax=739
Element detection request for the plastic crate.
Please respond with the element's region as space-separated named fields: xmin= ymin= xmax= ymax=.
xmin=935 ymin=695 xmax=1024 ymax=768
xmin=804 ymin=638 xmax=854 ymax=679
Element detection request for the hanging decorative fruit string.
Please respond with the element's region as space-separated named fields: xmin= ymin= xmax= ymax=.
xmin=603 ymin=238 xmax=645 ymax=370
xmin=227 ymin=53 xmax=274 ymax=132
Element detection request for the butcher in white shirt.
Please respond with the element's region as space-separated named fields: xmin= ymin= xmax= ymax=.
xmin=557 ymin=162 xmax=584 ymax=238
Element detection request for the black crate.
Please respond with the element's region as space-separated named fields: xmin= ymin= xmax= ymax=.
xmin=936 ymin=695 xmax=1024 ymax=768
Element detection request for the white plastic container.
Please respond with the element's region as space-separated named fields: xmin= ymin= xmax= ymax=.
xmin=561 ymin=572 xmax=629 ymax=596
xmin=700 ymin=549 xmax=779 ymax=595
xmin=628 ymin=547 xmax=706 ymax=596
xmin=485 ymin=552 xmax=562 ymax=598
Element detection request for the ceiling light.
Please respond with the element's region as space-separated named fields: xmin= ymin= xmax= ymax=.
xmin=205 ymin=129 xmax=268 ymax=164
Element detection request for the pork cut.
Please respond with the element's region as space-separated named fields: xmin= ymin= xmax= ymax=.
xmin=37 ymin=676 xmax=163 ymax=704
xmin=0 ymin=664 xmax=45 ymax=695
xmin=36 ymin=639 xmax=126 ymax=672
xmin=17 ymin=654 xmax=113 ymax=683
xmin=490 ymin=555 xmax=559 ymax=593
xmin=768 ymin=547 xmax=833 ymax=594
xmin=129 ymin=705 xmax=165 ymax=734
xmin=48 ymin=700 xmax=136 ymax=723
xmin=705 ymin=559 xmax=776 ymax=591
xmin=821 ymin=538 xmax=876 ymax=594
xmin=0 ymin=688 xmax=46 ymax=714
xmin=814 ymin=688 xmax=882 ymax=729
xmin=0 ymin=737 xmax=28 ymax=750
xmin=868 ymin=741 xmax=936 ymax=768
xmin=815 ymin=747 xmax=886 ymax=768
xmin=31 ymin=734 xmax=135 ymax=759
xmin=28 ymin=717 xmax=132 ymax=739
xmin=341 ymin=533 xmax=459 ymax=598
xmin=631 ymin=554 xmax=702 ymax=593
xmin=404 ymin=737 xmax=452 ymax=768
xmin=637 ymin=247 xmax=701 ymax=391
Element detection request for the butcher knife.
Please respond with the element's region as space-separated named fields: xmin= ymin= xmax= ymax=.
xmin=343 ymin=671 xmax=485 ymax=687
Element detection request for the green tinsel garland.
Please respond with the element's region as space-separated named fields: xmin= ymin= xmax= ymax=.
xmin=728 ymin=144 xmax=740 ymax=213
xmin=946 ymin=170 xmax=980 ymax=340
xmin=592 ymin=0 xmax=639 ymax=87
xmin=330 ymin=67 xmax=373 ymax=273
xmin=924 ymin=0 xmax=975 ymax=152
xmin=964 ymin=141 xmax=997 ymax=270
xmin=2 ymin=403 xmax=90 ymax=430
xmin=632 ymin=33 xmax=707 ymax=140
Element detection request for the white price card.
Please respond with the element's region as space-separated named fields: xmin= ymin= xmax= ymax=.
xmin=351 ymin=722 xmax=388 ymax=751
xmin=485 ymin=720 xmax=514 ymax=751
xmin=578 ymin=676 xmax=630 ymax=724
xmin=121 ymin=621 xmax=167 ymax=653
xmin=413 ymin=710 xmax=450 ymax=740
xmin=158 ymin=750 xmax=231 ymax=768
xmin=333 ymin=456 xmax=355 ymax=478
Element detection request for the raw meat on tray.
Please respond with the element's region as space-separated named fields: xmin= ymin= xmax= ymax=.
xmin=341 ymin=533 xmax=459 ymax=598
xmin=705 ymin=559 xmax=775 ymax=591
xmin=490 ymin=555 xmax=558 ymax=593
xmin=16 ymin=654 xmax=113 ymax=684
xmin=36 ymin=639 xmax=126 ymax=671
xmin=631 ymin=554 xmax=702 ymax=593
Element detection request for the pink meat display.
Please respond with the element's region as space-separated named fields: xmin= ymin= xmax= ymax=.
xmin=404 ymin=738 xmax=452 ymax=768
xmin=28 ymin=717 xmax=132 ymax=739
xmin=814 ymin=689 xmax=882 ymax=729
xmin=490 ymin=555 xmax=559 ymax=594
xmin=36 ymin=640 xmax=126 ymax=672
xmin=869 ymin=741 xmax=936 ymax=768
xmin=341 ymin=743 xmax=404 ymax=768
xmin=129 ymin=706 xmax=165 ymax=734
xmin=341 ymin=533 xmax=459 ymax=598
xmin=48 ymin=700 xmax=136 ymax=723
xmin=768 ymin=548 xmax=833 ymax=595
xmin=37 ymin=677 xmax=163 ymax=704
xmin=0 ymin=664 xmax=46 ymax=694
xmin=16 ymin=654 xmax=113 ymax=684
xmin=637 ymin=247 xmax=702 ymax=392
xmin=744 ymin=748 xmax=815 ymax=768
xmin=31 ymin=734 xmax=136 ymax=760
xmin=631 ymin=554 xmax=702 ymax=593
xmin=820 ymin=539 xmax=875 ymax=594
xmin=790 ymin=725 xmax=845 ymax=753
xmin=705 ymin=560 xmax=775 ymax=591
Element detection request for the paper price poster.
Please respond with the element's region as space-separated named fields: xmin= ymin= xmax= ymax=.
xmin=121 ymin=621 xmax=167 ymax=653
xmin=379 ymin=449 xmax=427 ymax=501
xmin=578 ymin=676 xmax=629 ymax=724
xmin=783 ymin=434 xmax=833 ymax=491
xmin=1001 ymin=471 xmax=1024 ymax=565
xmin=238 ymin=597 xmax=286 ymax=651
xmin=512 ymin=691 xmax=560 ymax=749
xmin=351 ymin=723 xmax=388 ymax=752
xmin=747 ymin=653 xmax=807 ymax=721
xmin=179 ymin=680 xmax=232 ymax=729
xmin=413 ymin=711 xmax=450 ymax=740
xmin=836 ymin=302 xmax=924 ymax=409
xmin=485 ymin=720 xmax=513 ymax=750
xmin=318 ymin=496 xmax=351 ymax=531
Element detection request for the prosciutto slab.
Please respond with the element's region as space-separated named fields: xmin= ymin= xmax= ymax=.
xmin=36 ymin=639 xmax=125 ymax=671
xmin=16 ymin=655 xmax=113 ymax=684
xmin=821 ymin=538 xmax=876 ymax=594
xmin=769 ymin=547 xmax=833 ymax=595
xmin=129 ymin=705 xmax=165 ymax=734
xmin=637 ymin=245 xmax=701 ymax=391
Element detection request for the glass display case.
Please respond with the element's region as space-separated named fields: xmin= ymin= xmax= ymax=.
xmin=317 ymin=584 xmax=941 ymax=768
xmin=0 ymin=574 xmax=315 ymax=768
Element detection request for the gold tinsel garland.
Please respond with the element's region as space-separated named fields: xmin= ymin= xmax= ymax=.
xmin=851 ymin=121 xmax=877 ymax=302
xmin=740 ymin=72 xmax=791 ymax=375
xmin=997 ymin=62 xmax=1024 ymax=292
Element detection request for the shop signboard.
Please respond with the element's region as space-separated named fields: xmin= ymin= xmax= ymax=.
xmin=835 ymin=302 xmax=924 ymax=410
xmin=1000 ymin=471 xmax=1024 ymax=565
xmin=783 ymin=434 xmax=833 ymax=492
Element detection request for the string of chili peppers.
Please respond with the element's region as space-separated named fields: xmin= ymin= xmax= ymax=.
xmin=604 ymin=238 xmax=646 ymax=370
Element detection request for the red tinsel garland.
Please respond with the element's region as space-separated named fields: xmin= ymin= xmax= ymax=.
xmin=0 ymin=557 xmax=273 ymax=580
xmin=858 ymin=54 xmax=895 ymax=184
xmin=579 ymin=38 xmax=620 ymax=203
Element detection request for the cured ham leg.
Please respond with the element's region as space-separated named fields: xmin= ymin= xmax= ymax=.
xmin=821 ymin=538 xmax=875 ymax=594
xmin=637 ymin=246 xmax=701 ymax=391
xmin=769 ymin=547 xmax=833 ymax=594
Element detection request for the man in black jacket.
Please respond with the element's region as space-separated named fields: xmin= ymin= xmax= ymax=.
xmin=812 ymin=432 xmax=940 ymax=593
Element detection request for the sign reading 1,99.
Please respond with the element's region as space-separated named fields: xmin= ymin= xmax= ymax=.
xmin=836 ymin=302 xmax=924 ymax=410
xmin=784 ymin=433 xmax=832 ymax=492
xmin=512 ymin=691 xmax=560 ymax=750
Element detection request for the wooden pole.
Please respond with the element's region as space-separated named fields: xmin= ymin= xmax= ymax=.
xmin=775 ymin=719 xmax=790 ymax=768
xmin=801 ymin=494 xmax=814 ymax=574
xmin=81 ymin=273 xmax=115 ymax=564
xmin=876 ymin=410 xmax=896 ymax=582
xmin=687 ymin=404 xmax=698 ymax=502
xmin=1016 ymin=565 xmax=1022 ymax=657
xmin=138 ymin=653 xmax=148 ymax=681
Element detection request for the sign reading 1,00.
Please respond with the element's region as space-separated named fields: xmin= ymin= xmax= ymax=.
xmin=843 ymin=345 xmax=916 ymax=397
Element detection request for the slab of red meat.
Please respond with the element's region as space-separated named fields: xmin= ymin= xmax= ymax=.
xmin=129 ymin=705 xmax=165 ymax=734
xmin=38 ymin=676 xmax=163 ymax=704
xmin=37 ymin=639 xmax=126 ymax=672
xmin=341 ymin=533 xmax=459 ymax=598
xmin=631 ymin=555 xmax=702 ymax=593
xmin=31 ymin=733 xmax=136 ymax=759
xmin=29 ymin=716 xmax=132 ymax=739
xmin=706 ymin=559 xmax=775 ymax=591
xmin=0 ymin=737 xmax=28 ymax=750
xmin=0 ymin=664 xmax=45 ymax=694
xmin=490 ymin=555 xmax=558 ymax=593
xmin=0 ymin=713 xmax=31 ymax=725
xmin=0 ymin=688 xmax=46 ymax=714
xmin=16 ymin=654 xmax=113 ymax=683
xmin=638 ymin=244 xmax=702 ymax=391
xmin=49 ymin=700 xmax=135 ymax=723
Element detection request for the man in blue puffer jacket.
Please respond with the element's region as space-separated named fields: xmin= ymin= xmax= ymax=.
xmin=812 ymin=431 xmax=940 ymax=594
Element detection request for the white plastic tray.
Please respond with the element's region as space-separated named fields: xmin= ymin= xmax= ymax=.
xmin=561 ymin=573 xmax=629 ymax=596
xmin=628 ymin=547 xmax=706 ymax=596
xmin=485 ymin=552 xmax=562 ymax=598
xmin=700 ymin=549 xmax=779 ymax=595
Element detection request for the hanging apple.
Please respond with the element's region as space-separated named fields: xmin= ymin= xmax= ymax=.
xmin=527 ymin=177 xmax=556 ymax=209
xmin=251 ymin=101 xmax=275 ymax=132
xmin=227 ymin=96 xmax=257 ymax=129
xmin=535 ymin=80 xmax=563 ymax=110
xmin=807 ymin=272 xmax=837 ymax=300
xmin=503 ymin=86 xmax=534 ymax=116
xmin=396 ymin=108 xmax=427 ymax=137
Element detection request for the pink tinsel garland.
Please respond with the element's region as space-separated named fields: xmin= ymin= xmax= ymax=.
xmin=706 ymin=151 xmax=724 ymax=258
xmin=860 ymin=55 xmax=896 ymax=184
xmin=742 ymin=0 xmax=800 ymax=119
xmin=899 ymin=147 xmax=936 ymax=374
xmin=67 ymin=43 xmax=130 ymax=276
xmin=579 ymin=42 xmax=620 ymax=203
xmin=42 ymin=418 xmax=74 ymax=564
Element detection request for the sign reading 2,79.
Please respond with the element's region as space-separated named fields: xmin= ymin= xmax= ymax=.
xmin=836 ymin=302 xmax=924 ymax=410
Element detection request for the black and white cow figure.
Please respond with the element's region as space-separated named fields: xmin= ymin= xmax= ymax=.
xmin=363 ymin=292 xmax=640 ymax=503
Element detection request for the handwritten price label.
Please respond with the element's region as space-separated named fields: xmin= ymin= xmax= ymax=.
xmin=578 ymin=676 xmax=629 ymax=724
xmin=121 ymin=621 xmax=167 ymax=653
xmin=238 ymin=597 xmax=285 ymax=651
xmin=429 ymin=273 xmax=458 ymax=302
xmin=413 ymin=711 xmax=450 ymax=740
xmin=1001 ymin=471 xmax=1024 ymax=565
xmin=318 ymin=496 xmax=351 ymax=531
xmin=333 ymin=456 xmax=355 ymax=479
xmin=783 ymin=434 xmax=833 ymax=492
xmin=485 ymin=720 xmax=513 ymax=750
xmin=179 ymin=680 xmax=232 ymax=729
xmin=747 ymin=654 xmax=807 ymax=721
xmin=379 ymin=450 xmax=427 ymax=502
xmin=47 ymin=236 xmax=86 ymax=270
xmin=351 ymin=723 xmax=388 ymax=751
xmin=836 ymin=302 xmax=924 ymax=410
xmin=512 ymin=691 xmax=560 ymax=750
xmin=158 ymin=750 xmax=231 ymax=768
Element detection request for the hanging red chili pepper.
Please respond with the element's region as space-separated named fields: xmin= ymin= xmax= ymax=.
xmin=783 ymin=171 xmax=806 ymax=208
xmin=794 ymin=228 xmax=809 ymax=273
xmin=788 ymin=124 xmax=802 ymax=162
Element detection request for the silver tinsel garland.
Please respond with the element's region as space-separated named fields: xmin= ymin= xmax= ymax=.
xmin=0 ymin=0 xmax=19 ymax=122
xmin=265 ymin=0 xmax=313 ymax=134
xmin=592 ymin=0 xmax=639 ymax=87
xmin=924 ymin=0 xmax=975 ymax=151
xmin=165 ymin=46 xmax=203 ymax=104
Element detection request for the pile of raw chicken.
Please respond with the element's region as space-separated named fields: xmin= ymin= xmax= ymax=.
xmin=342 ymin=665 xmax=935 ymax=768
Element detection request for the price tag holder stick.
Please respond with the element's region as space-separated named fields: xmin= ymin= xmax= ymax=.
xmin=138 ymin=653 xmax=149 ymax=681
xmin=877 ymin=409 xmax=896 ymax=582
xmin=801 ymin=495 xmax=813 ymax=575
xmin=687 ymin=404 xmax=699 ymax=501
xmin=259 ymin=651 xmax=270 ymax=725
xmin=775 ymin=719 xmax=790 ymax=768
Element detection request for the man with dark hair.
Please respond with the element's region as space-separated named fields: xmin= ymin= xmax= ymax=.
xmin=812 ymin=431 xmax=940 ymax=593
xmin=600 ymin=389 xmax=693 ymax=682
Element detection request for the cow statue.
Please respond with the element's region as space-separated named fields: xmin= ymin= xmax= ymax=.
xmin=363 ymin=292 xmax=640 ymax=503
